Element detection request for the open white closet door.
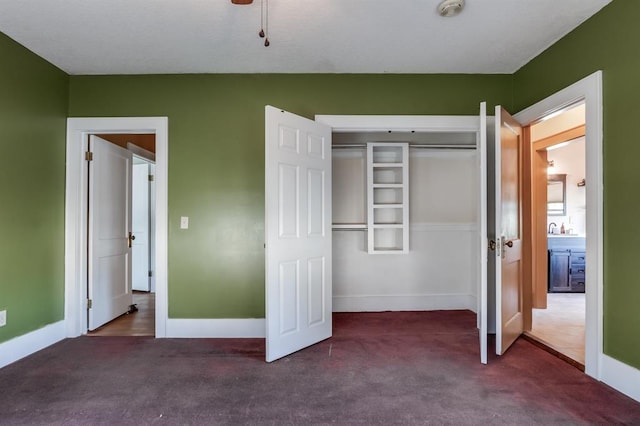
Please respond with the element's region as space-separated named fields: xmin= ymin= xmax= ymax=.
xmin=478 ymin=102 xmax=488 ymax=364
xmin=88 ymin=135 xmax=133 ymax=330
xmin=265 ymin=105 xmax=333 ymax=362
xmin=492 ymin=106 xmax=524 ymax=355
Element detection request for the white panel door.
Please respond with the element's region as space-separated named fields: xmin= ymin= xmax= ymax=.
xmin=478 ymin=102 xmax=488 ymax=364
xmin=265 ymin=105 xmax=332 ymax=362
xmin=88 ymin=135 xmax=133 ymax=330
xmin=132 ymin=162 xmax=150 ymax=292
xmin=493 ymin=106 xmax=524 ymax=355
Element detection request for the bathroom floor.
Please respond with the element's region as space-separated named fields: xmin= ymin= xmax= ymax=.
xmin=528 ymin=293 xmax=585 ymax=366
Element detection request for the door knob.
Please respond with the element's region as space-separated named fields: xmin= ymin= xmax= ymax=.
xmin=128 ymin=232 xmax=136 ymax=248
xmin=488 ymin=240 xmax=497 ymax=251
xmin=504 ymin=240 xmax=513 ymax=248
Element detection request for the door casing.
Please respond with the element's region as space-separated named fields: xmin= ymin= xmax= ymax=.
xmin=515 ymin=70 xmax=603 ymax=379
xmin=64 ymin=117 xmax=168 ymax=338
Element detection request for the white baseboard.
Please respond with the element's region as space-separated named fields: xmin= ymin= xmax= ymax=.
xmin=165 ymin=318 xmax=265 ymax=338
xmin=600 ymin=354 xmax=640 ymax=403
xmin=332 ymin=294 xmax=476 ymax=312
xmin=0 ymin=321 xmax=66 ymax=369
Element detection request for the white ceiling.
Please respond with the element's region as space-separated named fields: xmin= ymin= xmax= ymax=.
xmin=0 ymin=0 xmax=611 ymax=75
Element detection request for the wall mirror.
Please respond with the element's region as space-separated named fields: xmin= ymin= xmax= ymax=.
xmin=547 ymin=174 xmax=566 ymax=216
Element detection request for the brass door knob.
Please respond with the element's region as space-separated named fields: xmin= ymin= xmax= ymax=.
xmin=504 ymin=240 xmax=513 ymax=248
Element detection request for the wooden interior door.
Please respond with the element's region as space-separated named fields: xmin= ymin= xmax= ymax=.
xmin=264 ymin=105 xmax=333 ymax=362
xmin=494 ymin=107 xmax=524 ymax=355
xmin=88 ymin=135 xmax=133 ymax=330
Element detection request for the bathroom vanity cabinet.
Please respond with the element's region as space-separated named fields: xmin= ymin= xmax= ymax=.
xmin=548 ymin=236 xmax=586 ymax=293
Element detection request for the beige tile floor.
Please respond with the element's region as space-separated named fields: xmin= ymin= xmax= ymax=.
xmin=529 ymin=293 xmax=585 ymax=365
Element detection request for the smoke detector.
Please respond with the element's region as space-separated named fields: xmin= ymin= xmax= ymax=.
xmin=438 ymin=0 xmax=465 ymax=17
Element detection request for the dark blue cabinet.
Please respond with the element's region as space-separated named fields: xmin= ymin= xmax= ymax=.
xmin=548 ymin=237 xmax=586 ymax=293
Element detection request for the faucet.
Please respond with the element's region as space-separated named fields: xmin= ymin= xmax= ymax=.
xmin=548 ymin=222 xmax=557 ymax=234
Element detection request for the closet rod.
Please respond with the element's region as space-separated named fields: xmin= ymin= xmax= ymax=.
xmin=410 ymin=144 xmax=476 ymax=150
xmin=331 ymin=143 xmax=476 ymax=150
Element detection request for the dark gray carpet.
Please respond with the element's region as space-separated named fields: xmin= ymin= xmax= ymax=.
xmin=1 ymin=311 xmax=639 ymax=425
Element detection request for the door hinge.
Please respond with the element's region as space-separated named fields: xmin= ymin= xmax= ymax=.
xmin=148 ymin=270 xmax=153 ymax=278
xmin=148 ymin=174 xmax=154 ymax=182
xmin=85 ymin=151 xmax=94 ymax=161
xmin=87 ymin=299 xmax=93 ymax=309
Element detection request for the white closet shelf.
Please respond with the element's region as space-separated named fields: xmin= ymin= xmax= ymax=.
xmin=372 ymin=162 xmax=403 ymax=167
xmin=367 ymin=142 xmax=409 ymax=254
xmin=373 ymin=203 xmax=403 ymax=208
xmin=332 ymin=223 xmax=367 ymax=229
xmin=370 ymin=248 xmax=405 ymax=254
xmin=372 ymin=183 xmax=403 ymax=188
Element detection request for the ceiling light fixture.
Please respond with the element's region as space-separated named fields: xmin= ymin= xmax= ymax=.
xmin=438 ymin=0 xmax=465 ymax=17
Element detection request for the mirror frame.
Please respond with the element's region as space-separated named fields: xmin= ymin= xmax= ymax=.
xmin=547 ymin=173 xmax=567 ymax=216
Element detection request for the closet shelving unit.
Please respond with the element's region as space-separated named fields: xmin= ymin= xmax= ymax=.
xmin=367 ymin=142 xmax=409 ymax=254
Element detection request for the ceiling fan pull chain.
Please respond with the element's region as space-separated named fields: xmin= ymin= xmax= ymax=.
xmin=258 ymin=0 xmax=265 ymax=38
xmin=263 ymin=0 xmax=270 ymax=46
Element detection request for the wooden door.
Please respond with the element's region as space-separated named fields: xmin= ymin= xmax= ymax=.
xmin=265 ymin=106 xmax=332 ymax=362
xmin=494 ymin=107 xmax=524 ymax=355
xmin=88 ymin=135 xmax=133 ymax=330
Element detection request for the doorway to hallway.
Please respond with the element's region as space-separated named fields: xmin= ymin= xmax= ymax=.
xmin=64 ymin=117 xmax=168 ymax=339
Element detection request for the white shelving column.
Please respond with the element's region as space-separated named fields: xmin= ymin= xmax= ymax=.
xmin=367 ymin=142 xmax=409 ymax=254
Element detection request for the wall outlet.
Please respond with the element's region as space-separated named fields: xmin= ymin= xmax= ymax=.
xmin=0 ymin=310 xmax=6 ymax=327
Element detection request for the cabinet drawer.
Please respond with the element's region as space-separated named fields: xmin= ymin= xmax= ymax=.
xmin=571 ymin=266 xmax=586 ymax=276
xmin=571 ymin=282 xmax=585 ymax=292
xmin=571 ymin=277 xmax=585 ymax=292
xmin=571 ymin=251 xmax=586 ymax=264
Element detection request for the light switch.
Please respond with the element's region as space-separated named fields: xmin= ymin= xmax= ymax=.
xmin=180 ymin=216 xmax=189 ymax=229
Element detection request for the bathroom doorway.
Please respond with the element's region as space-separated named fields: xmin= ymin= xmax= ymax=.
xmin=525 ymin=102 xmax=586 ymax=367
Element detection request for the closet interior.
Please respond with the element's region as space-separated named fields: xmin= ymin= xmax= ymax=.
xmin=330 ymin=125 xmax=483 ymax=313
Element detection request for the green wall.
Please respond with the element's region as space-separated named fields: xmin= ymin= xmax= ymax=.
xmin=0 ymin=33 xmax=68 ymax=343
xmin=514 ymin=1 xmax=640 ymax=369
xmin=68 ymin=74 xmax=512 ymax=318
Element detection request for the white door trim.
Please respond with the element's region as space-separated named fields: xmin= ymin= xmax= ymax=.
xmin=64 ymin=117 xmax=168 ymax=338
xmin=514 ymin=70 xmax=603 ymax=379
